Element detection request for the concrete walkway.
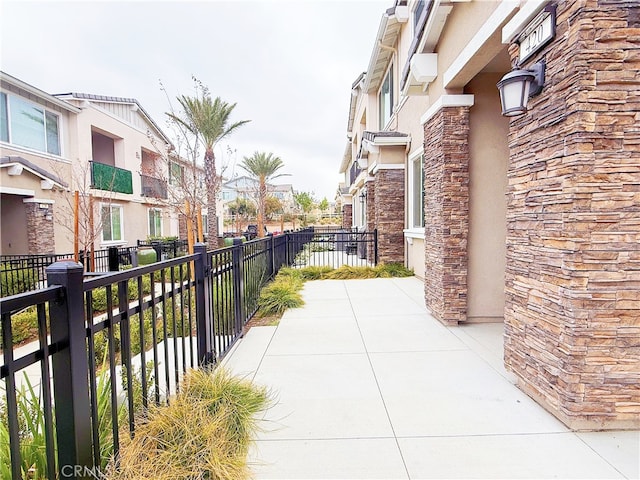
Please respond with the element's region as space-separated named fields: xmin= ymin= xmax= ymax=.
xmin=224 ymin=277 xmax=639 ymax=479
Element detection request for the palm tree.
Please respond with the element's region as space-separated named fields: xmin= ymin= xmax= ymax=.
xmin=167 ymin=92 xmax=249 ymax=249
xmin=239 ymin=152 xmax=287 ymax=238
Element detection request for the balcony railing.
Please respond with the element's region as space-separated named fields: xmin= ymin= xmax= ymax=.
xmin=141 ymin=174 xmax=168 ymax=199
xmin=90 ymin=161 xmax=133 ymax=194
xmin=349 ymin=161 xmax=363 ymax=186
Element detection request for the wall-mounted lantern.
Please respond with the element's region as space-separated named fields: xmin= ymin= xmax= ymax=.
xmin=359 ymin=190 xmax=367 ymax=205
xmin=497 ymin=60 xmax=545 ymax=117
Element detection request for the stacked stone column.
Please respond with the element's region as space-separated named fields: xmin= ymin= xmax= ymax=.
xmin=503 ymin=0 xmax=640 ymax=429
xmin=422 ymin=106 xmax=471 ymax=325
xmin=24 ymin=201 xmax=55 ymax=254
xmin=342 ymin=203 xmax=353 ymax=229
xmin=374 ymin=169 xmax=405 ymax=264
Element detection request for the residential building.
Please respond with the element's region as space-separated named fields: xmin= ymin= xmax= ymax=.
xmin=1 ymin=72 xmax=183 ymax=255
xmin=1 ymin=72 xmax=80 ymax=254
xmin=221 ymin=175 xmax=295 ymax=213
xmin=56 ymin=92 xmax=179 ymax=249
xmin=338 ymin=0 xmax=639 ymax=430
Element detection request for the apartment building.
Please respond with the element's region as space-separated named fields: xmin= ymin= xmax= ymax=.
xmin=1 ymin=72 xmax=181 ymax=255
xmin=338 ymin=0 xmax=639 ymax=430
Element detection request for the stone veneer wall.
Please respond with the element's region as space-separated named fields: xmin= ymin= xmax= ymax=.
xmin=342 ymin=204 xmax=352 ymax=229
xmin=374 ymin=169 xmax=405 ymax=264
xmin=423 ymin=107 xmax=471 ymax=325
xmin=25 ymin=202 xmax=55 ymax=254
xmin=503 ymin=0 xmax=640 ymax=429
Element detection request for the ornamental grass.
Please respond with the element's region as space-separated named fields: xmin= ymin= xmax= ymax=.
xmin=107 ymin=367 xmax=272 ymax=480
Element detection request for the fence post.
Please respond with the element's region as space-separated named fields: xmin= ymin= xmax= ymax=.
xmin=374 ymin=228 xmax=378 ymax=265
xmin=151 ymin=241 xmax=162 ymax=261
xmin=232 ymin=238 xmax=245 ymax=334
xmin=194 ymin=243 xmax=213 ymax=365
xmin=46 ymin=261 xmax=93 ymax=476
xmin=108 ymin=246 xmax=119 ymax=271
xmin=268 ymin=234 xmax=275 ymax=280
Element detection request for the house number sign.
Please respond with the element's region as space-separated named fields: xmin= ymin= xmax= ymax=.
xmin=518 ymin=4 xmax=556 ymax=65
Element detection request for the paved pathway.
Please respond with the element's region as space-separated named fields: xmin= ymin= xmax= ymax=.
xmin=224 ymin=277 xmax=639 ymax=479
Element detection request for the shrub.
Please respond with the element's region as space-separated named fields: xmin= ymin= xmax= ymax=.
xmin=257 ymin=276 xmax=304 ymax=316
xmin=324 ymin=265 xmax=379 ymax=279
xmin=376 ymin=262 xmax=414 ymax=278
xmin=107 ymin=367 xmax=272 ymax=480
xmin=0 ymin=306 xmax=39 ymax=347
xmin=1 ymin=262 xmax=38 ymax=296
xmin=0 ymin=368 xmax=123 ymax=479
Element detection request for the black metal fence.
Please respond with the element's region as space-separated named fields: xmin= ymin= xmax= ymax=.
xmin=136 ymin=239 xmax=188 ymax=260
xmin=0 ymin=230 xmax=323 ymax=479
xmin=288 ymin=228 xmax=378 ymax=268
xmin=0 ymin=240 xmax=191 ymax=297
xmin=0 ymin=247 xmax=138 ymax=297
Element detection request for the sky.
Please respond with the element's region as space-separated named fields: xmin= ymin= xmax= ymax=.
xmin=1 ymin=0 xmax=390 ymax=201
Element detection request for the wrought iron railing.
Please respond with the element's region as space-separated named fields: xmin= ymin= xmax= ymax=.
xmin=0 ymin=228 xmax=377 ymax=478
xmin=0 ymin=247 xmax=137 ymax=296
xmin=140 ymin=174 xmax=168 ymax=199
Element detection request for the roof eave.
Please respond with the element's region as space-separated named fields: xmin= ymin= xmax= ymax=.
xmin=0 ymin=72 xmax=81 ymax=114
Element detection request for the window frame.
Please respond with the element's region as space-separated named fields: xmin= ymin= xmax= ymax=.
xmin=408 ymin=149 xmax=425 ymax=229
xmin=1 ymin=92 xmax=61 ymax=156
xmin=378 ymin=63 xmax=395 ymax=130
xmin=169 ymin=161 xmax=184 ymax=186
xmin=101 ymin=203 xmax=124 ymax=244
xmin=148 ymin=207 xmax=163 ymax=238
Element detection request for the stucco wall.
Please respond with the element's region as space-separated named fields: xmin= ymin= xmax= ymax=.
xmin=0 ymin=194 xmax=28 ymax=254
xmin=406 ymin=236 xmax=425 ymax=279
xmin=429 ymin=1 xmax=502 ymax=98
xmin=466 ymin=72 xmax=510 ymax=321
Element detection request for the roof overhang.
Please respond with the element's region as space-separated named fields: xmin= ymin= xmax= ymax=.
xmin=347 ymin=72 xmax=366 ymax=135
xmin=0 ymin=71 xmax=81 ymax=114
xmin=362 ymin=130 xmax=411 ymax=149
xmin=363 ymin=4 xmax=409 ymax=94
xmin=0 ymin=156 xmax=68 ymax=190
xmin=339 ymin=142 xmax=352 ymax=174
xmin=55 ymin=92 xmax=174 ymax=148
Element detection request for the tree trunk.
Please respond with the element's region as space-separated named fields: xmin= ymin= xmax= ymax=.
xmin=257 ymin=177 xmax=266 ymax=238
xmin=205 ymin=148 xmax=219 ymax=250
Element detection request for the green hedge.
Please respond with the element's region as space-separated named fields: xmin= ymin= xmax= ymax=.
xmin=1 ymin=262 xmax=38 ymax=296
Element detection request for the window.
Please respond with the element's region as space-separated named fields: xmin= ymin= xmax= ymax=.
xmin=379 ymin=65 xmax=394 ymax=129
xmin=410 ymin=153 xmax=425 ymax=228
xmin=169 ymin=161 xmax=184 ymax=186
xmin=148 ymin=208 xmax=162 ymax=237
xmin=101 ymin=204 xmax=123 ymax=242
xmin=1 ymin=94 xmax=61 ymax=155
xmin=0 ymin=93 xmax=8 ymax=143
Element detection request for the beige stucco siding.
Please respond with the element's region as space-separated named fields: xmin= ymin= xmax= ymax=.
xmin=1 ymin=194 xmax=28 ymax=254
xmin=406 ymin=236 xmax=425 ymax=279
xmin=466 ymin=72 xmax=509 ymax=321
xmin=429 ymin=1 xmax=502 ymax=98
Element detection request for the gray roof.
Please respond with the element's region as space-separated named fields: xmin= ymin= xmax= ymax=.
xmin=363 ymin=130 xmax=409 ymax=142
xmin=1 ymin=156 xmax=68 ymax=188
xmin=54 ymin=92 xmax=173 ymax=147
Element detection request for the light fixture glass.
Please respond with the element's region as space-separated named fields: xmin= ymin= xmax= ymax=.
xmin=497 ymin=61 xmax=546 ymax=117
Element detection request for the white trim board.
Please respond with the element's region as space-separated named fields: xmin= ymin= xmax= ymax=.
xmin=444 ymin=0 xmax=519 ymax=88
xmin=420 ymin=95 xmax=475 ymax=125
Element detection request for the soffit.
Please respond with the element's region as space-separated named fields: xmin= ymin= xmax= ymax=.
xmin=363 ymin=7 xmax=404 ymax=93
